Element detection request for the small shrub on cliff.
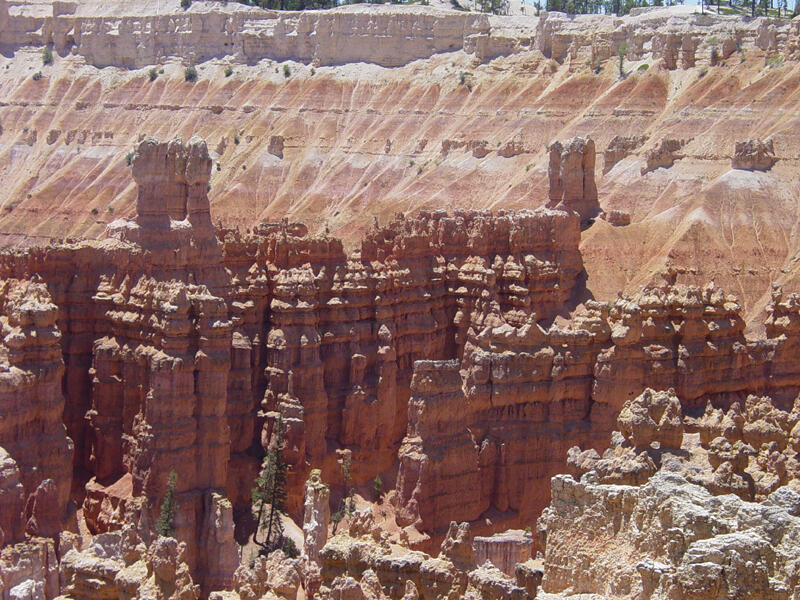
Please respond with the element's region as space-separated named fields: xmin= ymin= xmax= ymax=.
xmin=458 ymin=71 xmax=473 ymax=91
xmin=281 ymin=537 xmax=299 ymax=558
xmin=617 ymin=42 xmax=628 ymax=78
xmin=32 ymin=71 xmax=42 ymax=81
xmin=148 ymin=68 xmax=158 ymax=82
xmin=42 ymin=48 xmax=53 ymax=66
xmin=765 ymin=55 xmax=784 ymax=69
xmin=234 ymin=134 xmax=240 ymax=145
xmin=283 ymin=64 xmax=291 ymax=78
xmin=126 ymin=151 xmax=134 ymax=166
xmin=90 ymin=207 xmax=99 ymax=216
xmin=698 ymin=66 xmax=709 ymax=78
xmin=156 ymin=470 xmax=178 ymax=537
xmin=373 ymin=474 xmax=383 ymax=501
xmin=638 ymin=63 xmax=649 ymax=72
xmin=224 ymin=66 xmax=234 ymax=77
xmin=184 ymin=66 xmax=198 ymax=82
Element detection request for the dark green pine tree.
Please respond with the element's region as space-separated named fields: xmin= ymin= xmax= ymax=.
xmin=156 ymin=470 xmax=178 ymax=537
xmin=252 ymin=413 xmax=288 ymax=554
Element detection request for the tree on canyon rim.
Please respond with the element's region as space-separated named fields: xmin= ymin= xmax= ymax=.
xmin=252 ymin=413 xmax=288 ymax=554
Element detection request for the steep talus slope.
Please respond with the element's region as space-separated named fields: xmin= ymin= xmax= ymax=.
xmin=1 ymin=3 xmax=800 ymax=323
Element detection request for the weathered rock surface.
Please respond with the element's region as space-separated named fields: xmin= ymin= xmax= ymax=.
xmin=60 ymin=529 xmax=200 ymax=600
xmin=538 ymin=386 xmax=800 ymax=599
xmin=641 ymin=138 xmax=686 ymax=174
xmin=731 ymin=138 xmax=776 ymax=171
xmin=547 ymin=137 xmax=599 ymax=225
xmin=317 ymin=520 xmax=538 ymax=600
xmin=0 ymin=279 xmax=72 ymax=545
xmin=3 ymin=133 xmax=800 ymax=598
xmin=473 ymin=530 xmax=533 ymax=577
xmin=603 ymin=135 xmax=647 ymax=174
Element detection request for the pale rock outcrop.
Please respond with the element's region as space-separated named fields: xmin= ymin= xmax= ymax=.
xmin=60 ymin=531 xmax=199 ymax=600
xmin=603 ymin=135 xmax=647 ymax=173
xmin=473 ymin=530 xmax=533 ymax=577
xmin=547 ymin=137 xmax=599 ymax=225
xmin=731 ymin=138 xmax=776 ymax=171
xmin=0 ymin=539 xmax=59 ymax=600
xmin=616 ymin=388 xmax=684 ymax=450
xmin=641 ymin=138 xmax=687 ymax=173
xmin=318 ymin=521 xmax=536 ymax=600
xmin=539 ymin=386 xmax=800 ymax=599
xmin=232 ymin=551 xmax=303 ymax=600
xmin=303 ymin=469 xmax=331 ymax=563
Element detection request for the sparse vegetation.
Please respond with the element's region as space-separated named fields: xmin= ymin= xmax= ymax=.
xmin=91 ymin=208 xmax=99 ymax=216
xmin=181 ymin=0 xmax=191 ymax=7
xmin=331 ymin=453 xmax=355 ymax=534
xmin=216 ymin=162 xmax=222 ymax=171
xmin=159 ymin=68 xmax=165 ymax=74
xmin=638 ymin=63 xmax=649 ymax=72
xmin=126 ymin=151 xmax=134 ymax=166
xmin=526 ymin=163 xmax=532 ymax=172
xmin=184 ymin=66 xmax=198 ymax=82
xmin=148 ymin=68 xmax=158 ymax=82
xmin=617 ymin=42 xmax=628 ymax=78
xmin=765 ymin=55 xmax=784 ymax=69
xmin=707 ymin=36 xmax=719 ymax=47
xmin=310 ymin=68 xmax=316 ymax=76
xmin=281 ymin=537 xmax=299 ymax=558
xmin=234 ymin=134 xmax=240 ymax=145
xmin=373 ymin=474 xmax=383 ymax=501
xmin=252 ymin=414 xmax=289 ymax=554
xmin=739 ymin=48 xmax=747 ymax=63
xmin=698 ymin=66 xmax=709 ymax=78
xmin=156 ymin=470 xmax=178 ymax=537
xmin=42 ymin=48 xmax=53 ymax=66
xmin=32 ymin=71 xmax=42 ymax=81
xmin=459 ymin=71 xmax=474 ymax=92
xmin=224 ymin=66 xmax=234 ymax=77
xmin=283 ymin=64 xmax=291 ymax=78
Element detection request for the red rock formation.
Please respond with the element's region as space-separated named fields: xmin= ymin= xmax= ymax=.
xmin=547 ymin=137 xmax=599 ymax=226
xmin=0 ymin=279 xmax=72 ymax=544
xmin=5 ymin=134 xmax=800 ymax=592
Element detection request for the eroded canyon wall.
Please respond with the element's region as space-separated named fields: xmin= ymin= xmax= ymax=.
xmin=2 ymin=136 xmax=800 ymax=568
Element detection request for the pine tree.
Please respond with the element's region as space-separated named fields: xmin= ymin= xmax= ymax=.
xmin=156 ymin=470 xmax=178 ymax=537
xmin=252 ymin=413 xmax=288 ymax=554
